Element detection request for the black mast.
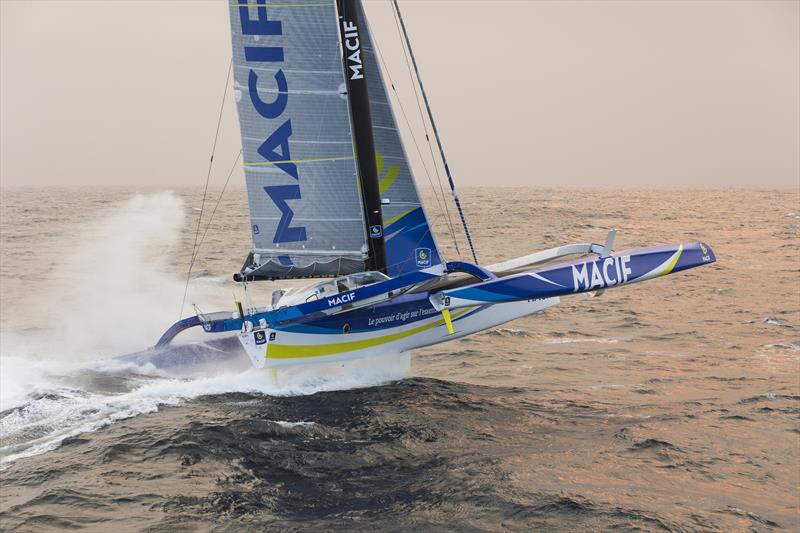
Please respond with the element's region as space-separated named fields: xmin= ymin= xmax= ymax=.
xmin=337 ymin=0 xmax=387 ymax=274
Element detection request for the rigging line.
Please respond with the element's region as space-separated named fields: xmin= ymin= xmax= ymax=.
xmin=370 ymin=14 xmax=462 ymax=258
xmin=371 ymin=47 xmax=458 ymax=257
xmin=178 ymin=149 xmax=242 ymax=321
xmin=179 ymin=57 xmax=233 ymax=320
xmin=190 ymin=56 xmax=233 ymax=266
xmin=390 ymin=0 xmax=478 ymax=264
xmin=387 ymin=0 xmax=460 ymax=259
xmin=193 ymin=150 xmax=243 ymax=270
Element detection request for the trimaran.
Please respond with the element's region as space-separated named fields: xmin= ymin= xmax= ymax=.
xmin=152 ymin=0 xmax=716 ymax=370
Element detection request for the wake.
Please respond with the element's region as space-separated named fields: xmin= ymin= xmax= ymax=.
xmin=0 ymin=193 xmax=409 ymax=466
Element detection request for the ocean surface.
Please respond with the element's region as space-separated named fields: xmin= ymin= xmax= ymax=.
xmin=0 ymin=186 xmax=797 ymax=531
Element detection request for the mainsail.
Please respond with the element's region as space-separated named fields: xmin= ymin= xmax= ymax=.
xmin=230 ymin=0 xmax=366 ymax=280
xmin=229 ymin=0 xmax=442 ymax=281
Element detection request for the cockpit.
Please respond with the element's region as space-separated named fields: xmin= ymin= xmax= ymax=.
xmin=276 ymin=271 xmax=390 ymax=307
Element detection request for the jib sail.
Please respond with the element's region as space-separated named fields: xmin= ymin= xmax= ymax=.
xmin=355 ymin=1 xmax=442 ymax=277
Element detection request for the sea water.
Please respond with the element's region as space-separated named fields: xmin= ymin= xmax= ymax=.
xmin=0 ymin=186 xmax=797 ymax=531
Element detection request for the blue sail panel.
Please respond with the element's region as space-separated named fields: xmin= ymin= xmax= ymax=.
xmin=383 ymin=207 xmax=441 ymax=273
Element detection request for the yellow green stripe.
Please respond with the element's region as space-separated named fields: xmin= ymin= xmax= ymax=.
xmin=375 ymin=150 xmax=384 ymax=174
xmin=375 ymin=150 xmax=400 ymax=195
xmin=384 ymin=208 xmax=415 ymax=227
xmin=657 ymin=245 xmax=683 ymax=277
xmin=379 ymin=163 xmax=400 ymax=195
xmin=266 ymin=308 xmax=474 ymax=359
xmin=234 ymin=2 xmax=331 ymax=7
xmin=244 ymin=155 xmax=353 ymax=166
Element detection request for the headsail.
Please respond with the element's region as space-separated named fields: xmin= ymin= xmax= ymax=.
xmin=356 ymin=2 xmax=443 ymax=277
xmin=230 ymin=0 xmax=367 ymax=280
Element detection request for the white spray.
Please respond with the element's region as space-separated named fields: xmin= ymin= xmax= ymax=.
xmin=0 ymin=192 xmax=410 ymax=466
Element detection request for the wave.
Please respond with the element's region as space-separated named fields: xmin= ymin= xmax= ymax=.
xmin=0 ymin=349 xmax=411 ymax=467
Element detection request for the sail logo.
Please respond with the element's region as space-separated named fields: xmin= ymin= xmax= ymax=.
xmin=415 ymin=248 xmax=431 ymax=267
xmin=341 ymin=20 xmax=364 ymax=80
xmin=328 ymin=292 xmax=355 ymax=307
xmin=238 ymin=0 xmax=307 ymax=244
xmin=571 ymin=256 xmax=632 ymax=292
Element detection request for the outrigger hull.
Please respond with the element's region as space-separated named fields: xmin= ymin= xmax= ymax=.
xmin=430 ymin=242 xmax=715 ymax=311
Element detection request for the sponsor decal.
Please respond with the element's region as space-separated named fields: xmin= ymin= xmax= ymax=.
xmin=369 ymin=225 xmax=383 ymax=238
xmin=415 ymin=248 xmax=431 ymax=267
xmin=367 ymin=306 xmax=440 ymax=327
xmin=252 ymin=224 xmax=260 ymax=235
xmin=238 ymin=0 xmax=306 ymax=244
xmin=269 ymin=332 xmax=277 ymax=341
xmin=327 ymin=292 xmax=356 ymax=307
xmin=700 ymin=243 xmax=711 ymax=262
xmin=571 ymin=255 xmax=632 ymax=292
xmin=341 ymin=20 xmax=363 ymax=80
xmin=254 ymin=330 xmax=267 ymax=345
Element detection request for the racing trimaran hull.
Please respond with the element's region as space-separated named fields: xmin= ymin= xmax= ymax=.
xmin=157 ymin=240 xmax=715 ymax=368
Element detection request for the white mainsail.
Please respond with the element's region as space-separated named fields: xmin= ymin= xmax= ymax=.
xmin=230 ymin=0 xmax=366 ymax=280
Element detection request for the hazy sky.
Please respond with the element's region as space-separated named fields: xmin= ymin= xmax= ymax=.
xmin=1 ymin=0 xmax=798 ymax=188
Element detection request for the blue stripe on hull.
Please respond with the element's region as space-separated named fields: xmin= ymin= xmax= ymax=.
xmin=443 ymin=242 xmax=715 ymax=305
xmin=278 ymin=292 xmax=435 ymax=335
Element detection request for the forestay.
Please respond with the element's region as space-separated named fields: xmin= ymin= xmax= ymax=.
xmin=230 ymin=0 xmax=367 ymax=280
xmin=356 ymin=2 xmax=442 ymax=277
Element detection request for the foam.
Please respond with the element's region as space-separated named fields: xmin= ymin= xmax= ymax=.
xmin=0 ymin=192 xmax=412 ymax=466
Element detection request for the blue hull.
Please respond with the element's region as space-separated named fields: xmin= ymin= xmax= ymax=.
xmin=435 ymin=242 xmax=715 ymax=309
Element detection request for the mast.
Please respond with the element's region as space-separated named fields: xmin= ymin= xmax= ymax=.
xmin=337 ymin=0 xmax=387 ymax=274
xmin=391 ymin=0 xmax=478 ymax=265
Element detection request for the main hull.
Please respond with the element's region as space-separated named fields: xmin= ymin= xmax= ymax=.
xmin=238 ymin=295 xmax=559 ymax=368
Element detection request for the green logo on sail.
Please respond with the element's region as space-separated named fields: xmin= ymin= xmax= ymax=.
xmin=416 ymin=248 xmax=431 ymax=267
